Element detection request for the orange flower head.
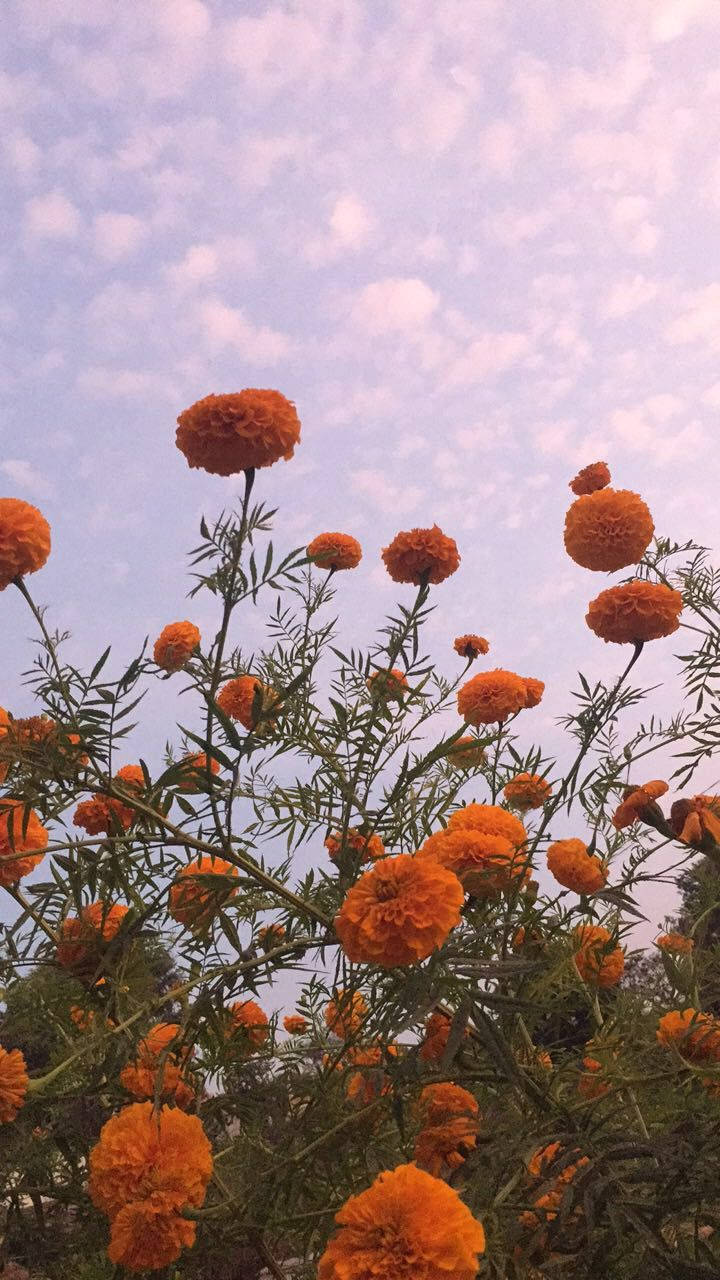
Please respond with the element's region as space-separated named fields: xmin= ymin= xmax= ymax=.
xmin=73 ymin=795 xmax=134 ymax=836
xmin=671 ymin=795 xmax=720 ymax=848
xmin=547 ymin=839 xmax=607 ymax=894
xmin=227 ymin=1000 xmax=269 ymax=1054
xmin=419 ymin=1012 xmax=467 ymax=1063
xmin=453 ymin=634 xmax=489 ymax=660
xmin=137 ymin=1024 xmax=186 ymax=1063
xmin=284 ymin=1014 xmax=308 ymax=1035
xmin=656 ymin=1009 xmax=720 ymax=1061
xmin=586 ymin=580 xmax=683 ymax=644
xmin=0 ymin=1047 xmax=29 ymax=1122
xmin=504 ymin=773 xmax=552 ymax=811
xmin=318 ymin=1162 xmax=485 ymax=1280
xmin=334 ymin=854 xmax=463 ymax=967
xmin=527 ymin=1143 xmax=588 ymax=1186
xmin=569 ymin=461 xmax=611 ymax=496
xmin=415 ymin=1083 xmax=480 ymax=1172
xmin=447 ymin=802 xmax=527 ymax=848
xmin=457 ymin=668 xmax=528 ymax=725
xmin=0 ymin=714 xmax=57 ymax=769
xmin=216 ymin=674 xmax=277 ymax=731
xmin=0 ymin=498 xmax=51 ymax=590
xmin=176 ymin=389 xmax=301 ymax=476
xmin=417 ymin=1082 xmax=479 ymax=1125
xmin=0 ymin=705 xmax=9 ymax=784
xmin=56 ymin=902 xmax=129 ymax=973
xmin=344 ymin=1044 xmax=398 ymax=1105
xmin=307 ymin=532 xmax=362 ymax=571
xmin=577 ymin=1055 xmax=610 ymax=1100
xmin=564 ymin=488 xmax=654 ymax=571
xmin=114 ymin=764 xmax=146 ymax=791
xmin=120 ymin=1060 xmax=194 ymax=1110
xmin=419 ymin=828 xmax=530 ymax=897
xmin=107 ymin=1195 xmax=199 ymax=1272
xmin=176 ymin=752 xmax=221 ymax=793
xmin=168 ymin=856 xmax=239 ymax=930
xmin=612 ymin=780 xmax=668 ymax=829
xmin=257 ymin=922 xmax=285 ymax=950
xmin=153 ymin=621 xmax=200 ymax=673
xmin=366 ymin=668 xmax=408 ymax=701
xmin=0 ymin=800 xmax=48 ymax=887
xmin=656 ymin=932 xmax=694 ymax=956
xmin=522 ymin=677 xmax=545 ymax=709
xmin=325 ymin=828 xmax=386 ymax=863
xmin=444 ymin=736 xmax=486 ymax=769
xmin=382 ymin=525 xmax=460 ymax=586
xmin=573 ymin=925 xmax=624 ymax=987
xmin=324 ymin=989 xmax=368 ymax=1039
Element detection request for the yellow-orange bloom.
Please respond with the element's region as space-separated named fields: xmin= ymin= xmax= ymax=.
xmin=656 ymin=1009 xmax=720 ymax=1061
xmin=325 ymin=989 xmax=368 ymax=1039
xmin=586 ymin=580 xmax=683 ymax=644
xmin=0 ymin=800 xmax=48 ymax=887
xmin=547 ymin=839 xmax=607 ymax=894
xmin=344 ymin=1045 xmax=398 ymax=1105
xmin=564 ymin=488 xmax=654 ymax=571
xmin=137 ymin=1024 xmax=189 ymax=1063
xmin=284 ymin=1014 xmax=308 ymax=1035
xmin=176 ymin=389 xmax=301 ymax=476
xmin=382 ymin=525 xmax=460 ymax=586
xmin=0 ymin=1047 xmax=29 ymax=1123
xmin=73 ymin=795 xmax=134 ymax=836
xmin=504 ymin=773 xmax=552 ymax=811
xmin=0 ymin=498 xmax=51 ymax=591
xmin=89 ymin=1101 xmax=212 ymax=1272
xmin=216 ymin=674 xmax=277 ymax=731
xmin=307 ymin=532 xmax=362 ymax=571
xmin=522 ymin=677 xmax=545 ymax=709
xmin=0 ymin=706 xmax=9 ymax=783
xmin=318 ymin=1162 xmax=485 ymax=1280
xmin=168 ymin=857 xmax=239 ymax=930
xmin=325 ymin=828 xmax=386 ymax=863
xmin=226 ymin=1000 xmax=269 ymax=1054
xmin=573 ymin=925 xmax=624 ymax=988
xmin=414 ymin=1083 xmax=480 ymax=1176
xmin=257 ymin=922 xmax=285 ymax=950
xmin=153 ymin=621 xmax=200 ymax=672
xmin=56 ymin=902 xmax=129 ymax=973
xmin=457 ymin=668 xmax=528 ymax=724
xmin=612 ymin=780 xmax=668 ymax=829
xmin=419 ymin=1011 xmax=466 ymax=1063
xmin=447 ymin=802 xmax=527 ymax=848
xmin=334 ymin=854 xmax=463 ymax=968
xmin=120 ymin=1060 xmax=194 ymax=1110
xmin=115 ymin=764 xmax=146 ymax=791
xmin=366 ymin=668 xmax=408 ymax=701
xmin=577 ymin=1055 xmax=610 ymax=1100
xmin=453 ymin=634 xmax=489 ymax=660
xmin=656 ymin=932 xmax=694 ymax=956
xmin=671 ymin=795 xmax=720 ymax=848
xmin=569 ymin=461 xmax=611 ymax=496
xmin=444 ymin=736 xmax=486 ymax=769
xmin=176 ymin=753 xmax=220 ymax=793
xmin=419 ymin=827 xmax=530 ymax=896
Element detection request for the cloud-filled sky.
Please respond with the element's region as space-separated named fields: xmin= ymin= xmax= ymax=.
xmin=2 ymin=0 xmax=720 ymax=939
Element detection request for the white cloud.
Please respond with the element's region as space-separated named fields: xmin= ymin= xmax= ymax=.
xmin=3 ymin=131 xmax=41 ymax=179
xmin=25 ymin=190 xmax=80 ymax=239
xmin=665 ymin=284 xmax=720 ymax=348
xmin=477 ymin=120 xmax=517 ymax=177
xmin=600 ymin=274 xmax=659 ymax=320
xmin=350 ymin=468 xmax=424 ymax=516
xmin=444 ymin=331 xmax=530 ymax=386
xmin=222 ymin=10 xmax=327 ymax=92
xmin=305 ymin=194 xmax=376 ymax=264
xmin=485 ymin=206 xmax=553 ymax=247
xmin=650 ymin=0 xmax=720 ymax=43
xmin=93 ymin=211 xmax=147 ymax=260
xmin=76 ymin=366 xmax=178 ymax=400
xmin=197 ymin=298 xmax=291 ymax=363
xmin=0 ymin=458 xmax=53 ymax=498
xmin=351 ymin=277 xmax=439 ymax=334
xmin=701 ymin=380 xmax=720 ymax=407
xmin=165 ymin=237 xmax=255 ymax=289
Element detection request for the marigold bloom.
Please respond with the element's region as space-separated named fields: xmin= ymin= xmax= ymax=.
xmin=366 ymin=668 xmax=408 ymax=701
xmin=612 ymin=779 xmax=668 ymax=829
xmin=227 ymin=1000 xmax=270 ymax=1053
xmin=283 ymin=1014 xmax=308 ymax=1035
xmin=325 ymin=989 xmax=368 ymax=1038
xmin=419 ymin=1012 xmax=464 ymax=1063
xmin=56 ymin=902 xmax=129 ymax=973
xmin=447 ymin=802 xmax=527 ymax=848
xmin=527 ymin=1143 xmax=588 ymax=1185
xmin=453 ymin=634 xmax=489 ymax=660
xmin=70 ymin=1005 xmax=112 ymax=1033
xmin=656 ymin=932 xmax=694 ymax=956
xmin=307 ymin=532 xmax=362 ymax=571
xmin=671 ymin=795 xmax=720 ymax=848
xmin=257 ymin=922 xmax=285 ymax=950
xmin=577 ymin=1055 xmax=610 ymax=1100
xmin=444 ymin=736 xmax=486 ymax=769
xmin=325 ymin=828 xmax=386 ymax=863
xmin=334 ymin=854 xmax=463 ymax=968
xmin=414 ymin=1083 xmax=480 ymax=1176
xmin=114 ymin=764 xmax=146 ymax=790
xmin=168 ymin=857 xmax=239 ymax=930
xmin=547 ymin=839 xmax=607 ymax=894
xmin=564 ymin=488 xmax=654 ymax=572
xmin=216 ymin=674 xmax=277 ymax=731
xmin=457 ymin=668 xmax=528 ymax=724
xmin=176 ymin=389 xmax=301 ymax=476
xmin=73 ymin=795 xmax=134 ymax=836
xmin=176 ymin=753 xmax=220 ymax=792
xmin=656 ymin=1009 xmax=720 ymax=1061
xmin=0 ymin=1047 xmax=29 ymax=1122
xmin=0 ymin=800 xmax=48 ymax=887
xmin=0 ymin=705 xmax=9 ymax=783
xmin=586 ymin=580 xmax=683 ymax=644
xmin=137 ymin=1024 xmax=188 ymax=1063
xmin=382 ymin=525 xmax=460 ymax=586
xmin=120 ymin=1060 xmax=194 ymax=1110
xmin=521 ymin=677 xmax=545 ymax=709
xmin=569 ymin=461 xmax=611 ymax=496
xmin=344 ymin=1045 xmax=398 ymax=1105
xmin=318 ymin=1162 xmax=485 ymax=1280
xmin=88 ymin=1101 xmax=212 ymax=1271
xmin=419 ymin=827 xmax=530 ymax=896
xmin=573 ymin=925 xmax=624 ymax=987
xmin=504 ymin=773 xmax=552 ymax=811
xmin=0 ymin=498 xmax=51 ymax=591
xmin=153 ymin=621 xmax=200 ymax=672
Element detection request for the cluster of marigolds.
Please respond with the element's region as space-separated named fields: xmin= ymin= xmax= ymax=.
xmin=0 ymin=391 xmax=717 ymax=1276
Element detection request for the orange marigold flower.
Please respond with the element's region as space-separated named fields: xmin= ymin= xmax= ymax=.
xmin=0 ymin=1047 xmax=29 ymax=1123
xmin=0 ymin=800 xmax=48 ymax=887
xmin=527 ymin=1143 xmax=588 ymax=1185
xmin=574 ymin=925 xmax=624 ymax=987
xmin=414 ymin=1083 xmax=480 ymax=1176
xmin=283 ymin=1014 xmax=308 ymax=1035
xmin=257 ymin=922 xmax=285 ymax=949
xmin=176 ymin=389 xmax=301 ymax=476
xmin=382 ymin=525 xmax=460 ymax=586
xmin=176 ymin=753 xmax=220 ymax=793
xmin=307 ymin=532 xmax=362 ymax=571
xmin=577 ymin=1055 xmax=610 ymax=1100
xmin=216 ymin=674 xmax=277 ymax=731
xmin=522 ymin=677 xmax=545 ymax=709
xmin=564 ymin=488 xmax=654 ymax=572
xmin=120 ymin=1060 xmax=194 ymax=1110
xmin=569 ymin=461 xmax=611 ymax=496
xmin=344 ymin=1045 xmax=398 ymax=1105
xmin=227 ymin=1000 xmax=269 ymax=1054
xmin=504 ymin=773 xmax=552 ymax=811
xmin=325 ymin=989 xmax=368 ymax=1039
xmin=447 ymin=802 xmax=527 ymax=848
xmin=612 ymin=779 xmax=668 ymax=829
xmin=547 ymin=839 xmax=607 ymax=895
xmin=0 ymin=705 xmax=9 ymax=783
xmin=73 ymin=795 xmax=134 ymax=836
xmin=419 ymin=827 xmax=530 ymax=896
xmin=0 ymin=498 xmax=51 ymax=591
xmin=656 ymin=932 xmax=694 ymax=956
xmin=168 ymin=857 xmax=239 ymax=930
xmin=453 ymin=634 xmax=489 ymax=660
xmin=153 ymin=621 xmax=200 ymax=673
xmin=444 ymin=736 xmax=486 ymax=769
xmin=671 ymin=795 xmax=720 ymax=848
xmin=318 ymin=1162 xmax=485 ymax=1280
xmin=457 ymin=668 xmax=528 ymax=725
xmin=366 ymin=668 xmax=408 ymax=701
xmin=56 ymin=902 xmax=129 ymax=973
xmin=114 ymin=764 xmax=146 ymax=791
xmin=419 ymin=1012 xmax=465 ymax=1063
xmin=334 ymin=854 xmax=463 ymax=968
xmin=586 ymin=580 xmax=683 ymax=645
xmin=88 ymin=1101 xmax=212 ymax=1271
xmin=325 ymin=828 xmax=386 ymax=863
xmin=656 ymin=1009 xmax=720 ymax=1061
xmin=137 ymin=1024 xmax=187 ymax=1063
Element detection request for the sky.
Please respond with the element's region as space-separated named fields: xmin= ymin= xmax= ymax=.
xmin=2 ymin=0 xmax=720 ymax=944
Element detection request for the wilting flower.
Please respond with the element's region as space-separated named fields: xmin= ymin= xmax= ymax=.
xmin=257 ymin=922 xmax=285 ymax=950
xmin=216 ymin=674 xmax=277 ymax=731
xmin=0 ymin=498 xmax=51 ymax=591
xmin=419 ymin=827 xmax=530 ymax=896
xmin=176 ymin=753 xmax=220 ymax=793
xmin=564 ymin=489 xmax=654 ymax=571
xmin=547 ymin=840 xmax=607 ymax=894
xmin=318 ymin=1162 xmax=485 ymax=1280
xmin=325 ymin=828 xmax=386 ymax=863
xmin=284 ymin=1014 xmax=308 ymax=1035
xmin=334 ymin=854 xmax=463 ymax=967
xmin=226 ymin=1000 xmax=269 ymax=1054
xmin=325 ymin=990 xmax=368 ymax=1038
xmin=88 ymin=1101 xmax=212 ymax=1271
xmin=612 ymin=780 xmax=668 ymax=829
xmin=656 ymin=932 xmax=694 ymax=955
xmin=569 ymin=461 xmax=611 ymax=496
xmin=457 ymin=668 xmax=530 ymax=724
xmin=168 ymin=857 xmax=239 ymax=930
xmin=153 ymin=621 xmax=200 ymax=673
xmin=307 ymin=532 xmax=362 ymax=571
xmin=0 ymin=800 xmax=48 ymax=887
xmin=414 ymin=1083 xmax=480 ymax=1176
xmin=444 ymin=736 xmax=486 ymax=769
xmin=504 ymin=773 xmax=552 ymax=811
xmin=366 ymin=668 xmax=408 ymax=701
xmin=0 ymin=1047 xmax=29 ymax=1123
xmin=56 ymin=902 xmax=129 ymax=974
xmin=586 ymin=580 xmax=683 ymax=644
xmin=176 ymin=389 xmax=301 ymax=476
xmin=656 ymin=1009 xmax=720 ymax=1061
xmin=73 ymin=794 xmax=134 ymax=836
xmin=453 ymin=634 xmax=489 ymax=660
xmin=670 ymin=795 xmax=720 ymax=848
xmin=573 ymin=925 xmax=624 ymax=987
xmin=382 ymin=525 xmax=460 ymax=585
